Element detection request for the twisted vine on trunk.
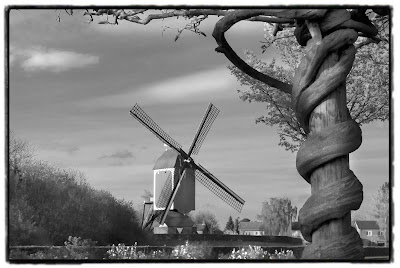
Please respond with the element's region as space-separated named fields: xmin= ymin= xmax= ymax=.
xmin=292 ymin=11 xmax=373 ymax=259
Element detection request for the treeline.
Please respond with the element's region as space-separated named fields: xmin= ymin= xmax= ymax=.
xmin=8 ymin=133 xmax=146 ymax=246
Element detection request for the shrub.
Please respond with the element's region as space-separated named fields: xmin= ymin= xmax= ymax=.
xmin=107 ymin=240 xmax=213 ymax=260
xmin=172 ymin=241 xmax=213 ymax=259
xmin=218 ymin=246 xmax=296 ymax=260
xmin=8 ymin=249 xmax=32 ymax=260
xmin=268 ymin=249 xmax=296 ymax=259
xmin=9 ymin=236 xmax=98 ymax=260
xmin=107 ymin=242 xmax=171 ymax=259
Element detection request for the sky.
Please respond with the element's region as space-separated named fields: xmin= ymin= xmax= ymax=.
xmin=8 ymin=8 xmax=389 ymax=227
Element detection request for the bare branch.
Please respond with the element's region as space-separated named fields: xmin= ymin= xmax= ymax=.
xmin=84 ymin=9 xmax=231 ymax=25
xmin=247 ymin=16 xmax=294 ymax=23
xmin=213 ymin=10 xmax=294 ymax=94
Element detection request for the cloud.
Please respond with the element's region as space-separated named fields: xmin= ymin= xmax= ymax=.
xmin=77 ymin=66 xmax=236 ymax=109
xmin=39 ymin=141 xmax=79 ymax=154
xmin=98 ymin=149 xmax=135 ymax=166
xmin=10 ymin=46 xmax=99 ymax=72
xmin=99 ymin=150 xmax=135 ymax=160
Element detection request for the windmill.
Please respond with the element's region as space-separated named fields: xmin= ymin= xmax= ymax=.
xmin=130 ymin=103 xmax=245 ymax=234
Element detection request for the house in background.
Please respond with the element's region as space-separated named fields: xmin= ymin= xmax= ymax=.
xmin=291 ymin=222 xmax=302 ymax=238
xmin=238 ymin=221 xmax=265 ymax=236
xmin=196 ymin=222 xmax=209 ymax=234
xmin=353 ymin=220 xmax=386 ymax=247
xmin=291 ymin=222 xmax=307 ymax=244
xmin=239 ymin=220 xmax=299 ymax=237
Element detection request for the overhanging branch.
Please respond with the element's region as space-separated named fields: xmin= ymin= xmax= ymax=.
xmin=212 ymin=10 xmax=300 ymax=94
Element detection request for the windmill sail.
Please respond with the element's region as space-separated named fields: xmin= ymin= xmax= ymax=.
xmin=142 ymin=203 xmax=155 ymax=229
xmin=188 ymin=103 xmax=220 ymax=156
xmin=159 ymin=169 xmax=187 ymax=225
xmin=130 ymin=104 xmax=182 ymax=153
xmin=195 ymin=163 xmax=244 ymax=212
xmin=156 ymin=172 xmax=175 ymax=209
xmin=143 ymin=209 xmax=162 ymax=231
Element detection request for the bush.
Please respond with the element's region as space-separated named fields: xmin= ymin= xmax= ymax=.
xmin=107 ymin=240 xmax=213 ymax=260
xmin=10 ymin=240 xmax=297 ymax=260
xmin=8 ymin=249 xmax=32 ymax=260
xmin=107 ymin=242 xmax=296 ymax=260
xmin=218 ymin=246 xmax=296 ymax=260
xmin=172 ymin=241 xmax=213 ymax=259
xmin=9 ymin=236 xmax=98 ymax=260
xmin=107 ymin=243 xmax=171 ymax=259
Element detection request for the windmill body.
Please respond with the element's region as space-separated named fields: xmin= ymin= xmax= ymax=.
xmin=130 ymin=103 xmax=245 ymax=234
xmin=153 ymin=149 xmax=195 ymax=214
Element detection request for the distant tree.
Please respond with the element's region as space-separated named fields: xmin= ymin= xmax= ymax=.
xmin=234 ymin=218 xmax=239 ymax=235
xmin=189 ymin=210 xmax=220 ymax=234
xmin=224 ymin=216 xmax=235 ymax=232
xmin=371 ymin=182 xmax=389 ymax=242
xmin=9 ymin=131 xmax=35 ymax=173
xmin=257 ymin=197 xmax=297 ymax=236
xmin=240 ymin=218 xmax=251 ymax=222
xmin=351 ymin=209 xmax=369 ymax=222
xmin=8 ymin=133 xmax=146 ymax=246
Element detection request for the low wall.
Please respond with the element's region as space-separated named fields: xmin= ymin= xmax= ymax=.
xmin=150 ymin=234 xmax=303 ymax=247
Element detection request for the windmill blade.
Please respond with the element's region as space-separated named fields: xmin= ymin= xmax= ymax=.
xmin=188 ymin=103 xmax=219 ymax=156
xmin=143 ymin=209 xmax=162 ymax=231
xmin=194 ymin=163 xmax=244 ymax=212
xmin=142 ymin=203 xmax=155 ymax=229
xmin=130 ymin=104 xmax=182 ymax=153
xmin=156 ymin=172 xmax=175 ymax=209
xmin=159 ymin=169 xmax=187 ymax=225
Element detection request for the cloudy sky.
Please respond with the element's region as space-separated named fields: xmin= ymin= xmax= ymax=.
xmin=8 ymin=9 xmax=389 ymax=226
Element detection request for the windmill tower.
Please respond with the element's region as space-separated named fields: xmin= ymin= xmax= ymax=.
xmin=130 ymin=103 xmax=245 ymax=234
xmin=153 ymin=149 xmax=195 ymax=214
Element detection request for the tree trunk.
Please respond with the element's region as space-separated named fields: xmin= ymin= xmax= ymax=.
xmin=293 ymin=29 xmax=364 ymax=259
xmin=306 ymin=53 xmax=361 ymax=258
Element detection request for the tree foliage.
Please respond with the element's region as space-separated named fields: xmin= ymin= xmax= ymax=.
xmin=188 ymin=210 xmax=220 ymax=234
xmin=8 ymin=134 xmax=146 ymax=246
xmin=234 ymin=218 xmax=239 ymax=234
xmin=257 ymin=197 xmax=297 ymax=236
xmin=224 ymin=216 xmax=235 ymax=232
xmin=230 ymin=12 xmax=389 ymax=151
xmin=371 ymin=182 xmax=389 ymax=241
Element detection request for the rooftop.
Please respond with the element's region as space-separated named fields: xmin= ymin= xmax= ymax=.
xmin=153 ymin=149 xmax=182 ymax=170
xmin=238 ymin=221 xmax=264 ymax=231
xmin=354 ymin=220 xmax=380 ymax=230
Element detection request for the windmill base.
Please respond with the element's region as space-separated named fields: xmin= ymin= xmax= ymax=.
xmin=152 ymin=210 xmax=197 ymax=234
